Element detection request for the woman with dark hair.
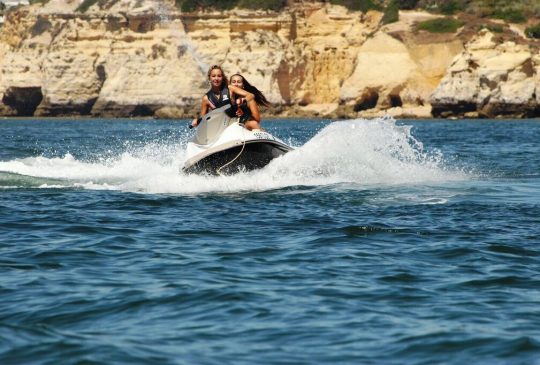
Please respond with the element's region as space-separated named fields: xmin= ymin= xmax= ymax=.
xmin=191 ymin=65 xmax=256 ymax=128
xmin=229 ymin=73 xmax=270 ymax=131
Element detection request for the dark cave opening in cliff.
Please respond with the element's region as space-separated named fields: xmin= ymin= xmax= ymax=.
xmin=2 ymin=87 xmax=43 ymax=116
xmin=96 ymin=65 xmax=106 ymax=83
xmin=354 ymin=90 xmax=379 ymax=112
xmin=389 ymin=94 xmax=403 ymax=108
xmin=431 ymin=102 xmax=477 ymax=118
xmin=132 ymin=105 xmax=154 ymax=117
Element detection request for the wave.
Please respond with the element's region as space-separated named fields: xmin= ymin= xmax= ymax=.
xmin=0 ymin=117 xmax=467 ymax=194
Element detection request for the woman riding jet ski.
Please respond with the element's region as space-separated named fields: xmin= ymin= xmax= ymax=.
xmin=183 ymin=103 xmax=293 ymax=175
xmin=183 ymin=67 xmax=293 ymax=175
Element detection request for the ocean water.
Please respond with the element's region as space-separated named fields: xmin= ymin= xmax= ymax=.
xmin=1 ymin=117 xmax=539 ymax=365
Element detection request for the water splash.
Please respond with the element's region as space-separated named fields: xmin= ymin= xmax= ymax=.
xmin=0 ymin=117 xmax=468 ymax=194
xmin=265 ymin=117 xmax=453 ymax=186
xmin=151 ymin=0 xmax=208 ymax=74
xmin=152 ymin=0 xmax=173 ymax=23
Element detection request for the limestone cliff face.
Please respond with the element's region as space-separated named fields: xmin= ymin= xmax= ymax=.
xmin=0 ymin=0 xmax=208 ymax=117
xmin=431 ymin=30 xmax=539 ymax=118
xmin=0 ymin=0 xmax=537 ymax=118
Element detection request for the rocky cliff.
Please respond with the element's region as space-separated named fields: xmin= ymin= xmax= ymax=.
xmin=0 ymin=0 xmax=538 ymax=119
xmin=431 ymin=29 xmax=540 ymax=118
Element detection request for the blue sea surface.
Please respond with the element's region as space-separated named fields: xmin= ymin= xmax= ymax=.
xmin=1 ymin=117 xmax=539 ymax=364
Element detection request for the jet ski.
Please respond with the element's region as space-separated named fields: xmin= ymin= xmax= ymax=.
xmin=183 ymin=104 xmax=293 ymax=175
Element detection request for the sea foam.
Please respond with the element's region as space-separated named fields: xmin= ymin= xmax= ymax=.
xmin=0 ymin=117 xmax=467 ymax=194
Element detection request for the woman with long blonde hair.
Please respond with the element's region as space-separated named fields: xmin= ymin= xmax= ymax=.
xmin=191 ymin=65 xmax=257 ymax=129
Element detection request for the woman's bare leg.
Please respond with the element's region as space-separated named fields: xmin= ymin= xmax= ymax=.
xmin=244 ymin=120 xmax=261 ymax=131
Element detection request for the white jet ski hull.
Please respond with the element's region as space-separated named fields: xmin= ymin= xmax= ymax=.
xmin=183 ymin=105 xmax=293 ymax=175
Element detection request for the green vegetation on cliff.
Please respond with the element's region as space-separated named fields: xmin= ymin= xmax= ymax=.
xmin=490 ymin=8 xmax=527 ymax=24
xmin=332 ymin=0 xmax=539 ymax=24
xmin=381 ymin=0 xmax=399 ymax=24
xmin=237 ymin=0 xmax=284 ymax=11
xmin=177 ymin=0 xmax=234 ymax=12
xmin=328 ymin=0 xmax=539 ymax=22
xmin=329 ymin=0 xmax=381 ymax=12
xmin=59 ymin=0 xmax=539 ymax=25
xmin=76 ymin=0 xmax=100 ymax=12
xmin=417 ymin=17 xmax=464 ymax=33
xmin=416 ymin=0 xmax=539 ymax=21
xmin=21 ymin=0 xmax=539 ymax=29
xmin=176 ymin=0 xmax=285 ymax=12
xmin=172 ymin=0 xmax=539 ymax=30
xmin=526 ymin=23 xmax=540 ymax=39
xmin=480 ymin=23 xmax=503 ymax=33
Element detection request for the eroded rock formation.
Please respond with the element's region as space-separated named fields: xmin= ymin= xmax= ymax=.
xmin=0 ymin=0 xmax=537 ymax=118
xmin=431 ymin=30 xmax=540 ymax=118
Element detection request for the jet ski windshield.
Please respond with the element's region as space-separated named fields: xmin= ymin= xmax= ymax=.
xmin=193 ymin=105 xmax=235 ymax=145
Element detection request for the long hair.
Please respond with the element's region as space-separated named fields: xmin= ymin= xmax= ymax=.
xmin=230 ymin=74 xmax=270 ymax=107
xmin=207 ymin=65 xmax=228 ymax=90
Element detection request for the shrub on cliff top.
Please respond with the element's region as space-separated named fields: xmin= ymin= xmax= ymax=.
xmin=330 ymin=0 xmax=382 ymax=13
xmin=178 ymin=1 xmax=191 ymax=12
xmin=415 ymin=0 xmax=536 ymax=19
xmin=479 ymin=23 xmax=503 ymax=33
xmin=398 ymin=0 xmax=420 ymax=10
xmin=490 ymin=8 xmax=526 ymax=23
xmin=178 ymin=0 xmax=236 ymax=12
xmin=417 ymin=17 xmax=464 ymax=33
xmin=414 ymin=0 xmax=466 ymax=14
xmin=382 ymin=0 xmax=399 ymax=24
xmin=526 ymin=23 xmax=540 ymax=39
xmin=177 ymin=0 xmax=285 ymax=12
xmin=237 ymin=0 xmax=286 ymax=11
xmin=76 ymin=0 xmax=99 ymax=13
xmin=439 ymin=0 xmax=464 ymax=15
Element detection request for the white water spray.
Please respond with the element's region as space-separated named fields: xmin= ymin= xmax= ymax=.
xmin=151 ymin=0 xmax=208 ymax=74
xmin=0 ymin=117 xmax=468 ymax=194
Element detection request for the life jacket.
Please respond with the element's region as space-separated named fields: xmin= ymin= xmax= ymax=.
xmin=206 ymin=87 xmax=231 ymax=109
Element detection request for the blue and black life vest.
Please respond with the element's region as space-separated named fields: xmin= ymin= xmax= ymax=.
xmin=206 ymin=87 xmax=231 ymax=109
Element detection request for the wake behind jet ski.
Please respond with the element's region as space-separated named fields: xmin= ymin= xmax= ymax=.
xmin=183 ymin=104 xmax=293 ymax=175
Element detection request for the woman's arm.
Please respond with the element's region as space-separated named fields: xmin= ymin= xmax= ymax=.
xmin=192 ymin=95 xmax=210 ymax=127
xmin=200 ymin=95 xmax=209 ymax=116
xmin=246 ymin=98 xmax=260 ymax=123
xmin=228 ymin=85 xmax=254 ymax=102
xmin=228 ymin=85 xmax=260 ymax=122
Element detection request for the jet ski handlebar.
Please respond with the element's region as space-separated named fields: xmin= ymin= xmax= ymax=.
xmin=188 ymin=104 xmax=236 ymax=129
xmin=188 ymin=116 xmax=202 ymax=129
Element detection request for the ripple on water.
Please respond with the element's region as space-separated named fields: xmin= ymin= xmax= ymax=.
xmin=457 ymin=275 xmax=540 ymax=289
xmin=392 ymin=334 xmax=515 ymax=364
xmin=486 ymin=243 xmax=540 ymax=257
